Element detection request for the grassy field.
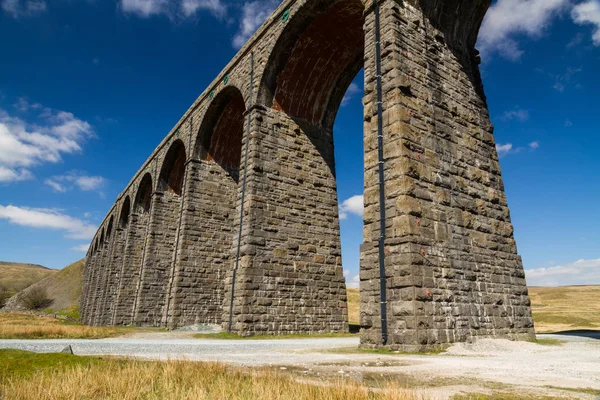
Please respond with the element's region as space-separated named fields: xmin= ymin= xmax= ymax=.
xmin=3 ymin=259 xmax=84 ymax=311
xmin=0 ymin=262 xmax=56 ymax=295
xmin=0 ymin=313 xmax=124 ymax=339
xmin=347 ymin=286 xmax=600 ymax=333
xmin=529 ymin=286 xmax=600 ymax=333
xmin=0 ymin=349 xmax=420 ymax=400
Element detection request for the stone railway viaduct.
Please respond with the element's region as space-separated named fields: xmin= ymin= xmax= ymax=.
xmin=81 ymin=0 xmax=536 ymax=350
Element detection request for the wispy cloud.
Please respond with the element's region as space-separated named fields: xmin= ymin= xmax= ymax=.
xmin=232 ymin=0 xmax=279 ymax=49
xmin=346 ymin=274 xmax=360 ymax=289
xmin=181 ymin=0 xmax=226 ymax=18
xmin=478 ymin=0 xmax=569 ymax=60
xmin=341 ymin=83 xmax=362 ymax=107
xmin=526 ymin=258 xmax=600 ymax=286
xmin=0 ymin=205 xmax=97 ymax=240
xmin=0 ymin=100 xmax=94 ymax=183
xmin=71 ymin=243 xmax=90 ymax=252
xmin=572 ymin=0 xmax=600 ymax=46
xmin=496 ymin=141 xmax=540 ymax=157
xmin=501 ymin=107 xmax=529 ymax=122
xmin=119 ymin=0 xmax=226 ymax=19
xmin=1 ymin=0 xmax=46 ymax=18
xmin=339 ymin=195 xmax=364 ymax=220
xmin=496 ymin=143 xmax=514 ymax=157
xmin=44 ymin=171 xmax=107 ymax=194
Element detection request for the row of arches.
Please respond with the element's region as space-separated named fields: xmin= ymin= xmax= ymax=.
xmin=82 ymin=87 xmax=247 ymax=327
xmin=82 ymin=0 xmax=367 ymax=331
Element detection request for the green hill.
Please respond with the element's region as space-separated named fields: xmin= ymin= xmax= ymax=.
xmin=0 ymin=262 xmax=57 ymax=296
xmin=2 ymin=259 xmax=84 ymax=313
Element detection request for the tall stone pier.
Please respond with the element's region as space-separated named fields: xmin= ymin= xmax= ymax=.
xmin=82 ymin=0 xmax=535 ymax=350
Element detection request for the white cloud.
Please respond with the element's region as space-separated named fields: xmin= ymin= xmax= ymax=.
xmin=565 ymin=119 xmax=573 ymax=127
xmin=181 ymin=0 xmax=225 ymax=18
xmin=1 ymin=0 xmax=46 ymax=18
xmin=44 ymin=171 xmax=107 ymax=193
xmin=0 ymin=205 xmax=97 ymax=240
xmin=341 ymin=83 xmax=362 ymax=107
xmin=339 ymin=195 xmax=364 ymax=220
xmin=572 ymin=0 xmax=600 ymax=45
xmin=529 ymin=141 xmax=540 ymax=150
xmin=71 ymin=243 xmax=90 ymax=252
xmin=0 ymin=102 xmax=93 ymax=183
xmin=0 ymin=166 xmax=32 ymax=183
xmin=346 ymin=274 xmax=360 ymax=289
xmin=119 ymin=0 xmax=168 ymax=17
xmin=526 ymin=258 xmax=600 ymax=286
xmin=343 ymin=269 xmax=351 ymax=277
xmin=496 ymin=143 xmax=513 ymax=157
xmin=232 ymin=0 xmax=279 ymax=49
xmin=501 ymin=107 xmax=529 ymax=122
xmin=478 ymin=0 xmax=569 ymax=60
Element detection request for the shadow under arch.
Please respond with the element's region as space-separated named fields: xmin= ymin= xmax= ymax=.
xmin=158 ymin=139 xmax=187 ymax=196
xmin=195 ymin=85 xmax=246 ymax=183
xmin=119 ymin=196 xmax=131 ymax=229
xmin=134 ymin=173 xmax=153 ymax=214
xmin=258 ymin=0 xmax=365 ymax=133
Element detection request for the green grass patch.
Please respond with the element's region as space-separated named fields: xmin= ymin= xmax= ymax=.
xmin=533 ymin=313 xmax=598 ymax=327
xmin=327 ymin=346 xmax=446 ymax=356
xmin=528 ymin=338 xmax=565 ymax=346
xmin=0 ymin=349 xmax=104 ymax=382
xmin=194 ymin=332 xmax=357 ymax=340
xmin=452 ymin=393 xmax=566 ymax=400
xmin=544 ymin=386 xmax=600 ymax=396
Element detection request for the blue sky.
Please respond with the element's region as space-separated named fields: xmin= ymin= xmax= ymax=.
xmin=0 ymin=0 xmax=599 ymax=287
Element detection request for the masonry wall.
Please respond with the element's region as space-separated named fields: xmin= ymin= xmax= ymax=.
xmin=224 ymin=107 xmax=349 ymax=334
xmin=81 ymin=0 xmax=535 ymax=350
xmin=98 ymin=227 xmax=127 ymax=325
xmin=359 ymin=0 xmax=535 ymax=350
xmin=112 ymin=212 xmax=150 ymax=325
xmin=166 ymin=160 xmax=237 ymax=328
xmin=133 ymin=193 xmax=180 ymax=327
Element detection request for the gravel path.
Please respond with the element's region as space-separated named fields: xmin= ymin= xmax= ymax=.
xmin=1 ymin=333 xmax=599 ymax=399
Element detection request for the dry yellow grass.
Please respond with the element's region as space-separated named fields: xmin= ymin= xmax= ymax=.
xmin=529 ymin=286 xmax=600 ymax=333
xmin=348 ymin=286 xmax=600 ymax=334
xmin=0 ymin=313 xmax=119 ymax=339
xmin=0 ymin=355 xmax=424 ymax=400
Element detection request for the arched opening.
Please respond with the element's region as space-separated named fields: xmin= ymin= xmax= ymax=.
xmin=259 ymin=0 xmax=364 ymax=130
xmin=166 ymin=86 xmax=246 ymax=328
xmin=195 ymin=86 xmax=246 ymax=182
xmin=159 ymin=140 xmax=187 ymax=196
xmin=100 ymin=229 xmax=105 ymax=246
xmin=135 ymin=142 xmax=189 ymax=326
xmin=119 ymin=197 xmax=131 ymax=229
xmin=106 ymin=216 xmax=114 ymax=241
xmin=134 ymin=173 xmax=153 ymax=214
xmin=231 ymin=0 xmax=366 ymax=335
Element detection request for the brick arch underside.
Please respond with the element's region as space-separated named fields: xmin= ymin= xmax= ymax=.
xmin=166 ymin=90 xmax=246 ymax=328
xmin=160 ymin=141 xmax=187 ymax=196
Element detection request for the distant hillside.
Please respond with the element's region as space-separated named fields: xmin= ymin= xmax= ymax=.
xmin=0 ymin=262 xmax=57 ymax=295
xmin=347 ymin=285 xmax=600 ymax=333
xmin=2 ymin=259 xmax=84 ymax=312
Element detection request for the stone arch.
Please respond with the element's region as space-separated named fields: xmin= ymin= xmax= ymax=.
xmin=159 ymin=140 xmax=187 ymax=196
xmin=195 ymin=86 xmax=246 ymax=183
xmin=119 ymin=196 xmax=131 ymax=229
xmin=258 ymin=0 xmax=365 ymax=130
xmin=134 ymin=173 xmax=153 ymax=214
xmin=106 ymin=216 xmax=114 ymax=240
